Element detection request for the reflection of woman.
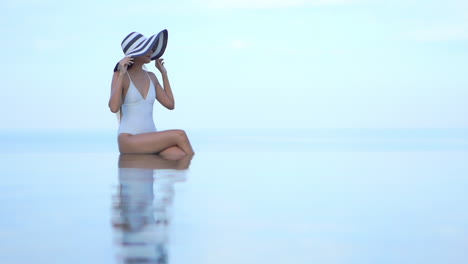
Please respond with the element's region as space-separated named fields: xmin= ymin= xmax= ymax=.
xmin=108 ymin=30 xmax=194 ymax=157
xmin=112 ymin=154 xmax=192 ymax=264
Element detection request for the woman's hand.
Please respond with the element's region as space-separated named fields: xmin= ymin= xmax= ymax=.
xmin=118 ymin=57 xmax=134 ymax=73
xmin=155 ymin=58 xmax=167 ymax=74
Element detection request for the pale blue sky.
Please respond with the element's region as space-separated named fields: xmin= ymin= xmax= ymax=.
xmin=1 ymin=0 xmax=467 ymax=131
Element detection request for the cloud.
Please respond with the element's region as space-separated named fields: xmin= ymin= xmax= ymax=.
xmin=230 ymin=40 xmax=248 ymax=49
xmin=406 ymin=25 xmax=468 ymax=42
xmin=33 ymin=38 xmax=65 ymax=52
xmin=400 ymin=0 xmax=468 ymax=42
xmin=200 ymin=0 xmax=361 ymax=9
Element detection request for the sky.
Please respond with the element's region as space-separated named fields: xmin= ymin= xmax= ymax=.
xmin=0 ymin=0 xmax=467 ymax=131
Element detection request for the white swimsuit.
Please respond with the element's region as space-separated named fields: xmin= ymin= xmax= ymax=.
xmin=118 ymin=71 xmax=157 ymax=135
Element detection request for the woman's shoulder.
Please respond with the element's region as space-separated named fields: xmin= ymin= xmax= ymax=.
xmin=145 ymin=70 xmax=159 ymax=82
xmin=145 ymin=70 xmax=157 ymax=77
xmin=112 ymin=71 xmax=130 ymax=81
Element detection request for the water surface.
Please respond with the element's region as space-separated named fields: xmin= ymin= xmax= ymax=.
xmin=1 ymin=129 xmax=467 ymax=263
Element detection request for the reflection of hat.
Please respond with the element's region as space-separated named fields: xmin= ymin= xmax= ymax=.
xmin=113 ymin=30 xmax=168 ymax=72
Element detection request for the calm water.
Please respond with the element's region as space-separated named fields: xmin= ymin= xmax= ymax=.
xmin=1 ymin=129 xmax=467 ymax=263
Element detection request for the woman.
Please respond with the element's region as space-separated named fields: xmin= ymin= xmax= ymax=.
xmin=108 ymin=30 xmax=194 ymax=157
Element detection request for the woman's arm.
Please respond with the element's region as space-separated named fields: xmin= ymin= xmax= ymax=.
xmin=108 ymin=57 xmax=133 ymax=113
xmin=153 ymin=58 xmax=175 ymax=110
xmin=109 ymin=71 xmax=125 ymax=113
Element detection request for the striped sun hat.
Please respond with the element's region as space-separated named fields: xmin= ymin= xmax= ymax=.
xmin=114 ymin=29 xmax=168 ymax=71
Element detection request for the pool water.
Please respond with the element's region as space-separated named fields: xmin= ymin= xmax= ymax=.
xmin=1 ymin=129 xmax=467 ymax=263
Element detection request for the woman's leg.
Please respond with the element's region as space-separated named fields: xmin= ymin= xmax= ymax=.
xmin=118 ymin=129 xmax=194 ymax=155
xmin=159 ymin=146 xmax=187 ymax=159
xmin=119 ymin=153 xmax=193 ymax=168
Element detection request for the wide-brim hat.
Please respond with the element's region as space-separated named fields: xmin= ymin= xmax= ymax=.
xmin=113 ymin=29 xmax=168 ymax=72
